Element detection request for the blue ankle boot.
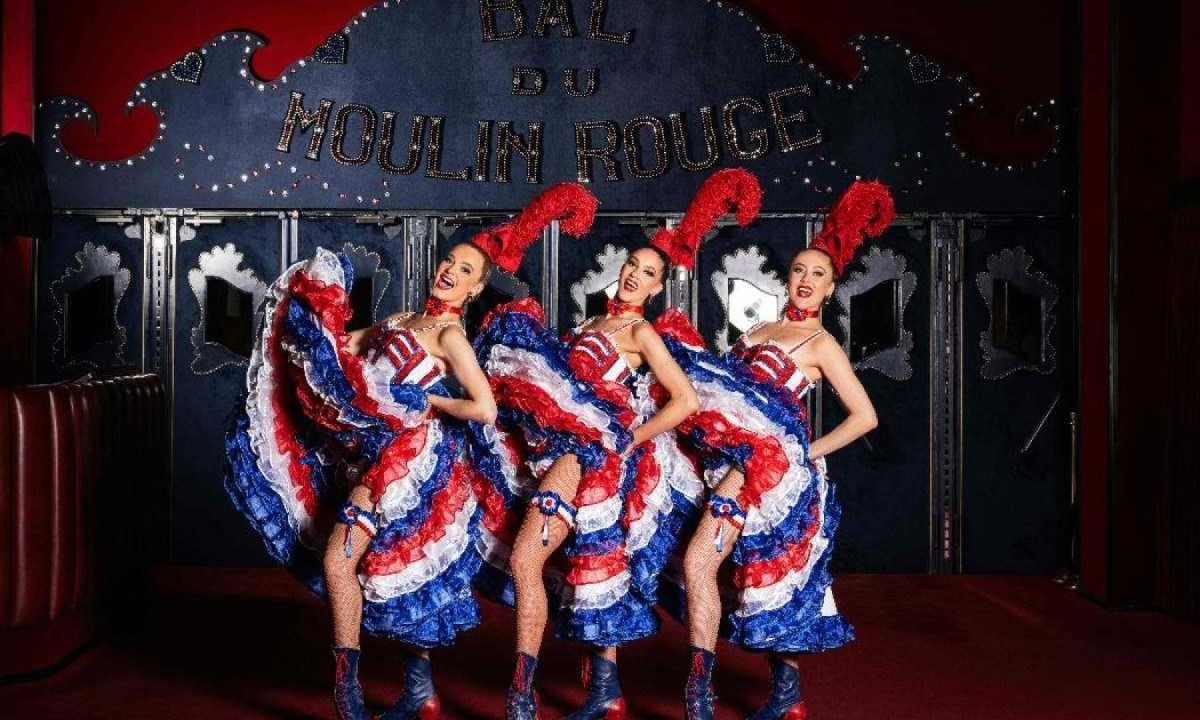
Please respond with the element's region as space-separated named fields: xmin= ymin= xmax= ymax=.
xmin=505 ymin=652 xmax=540 ymax=720
xmin=377 ymin=654 xmax=440 ymax=720
xmin=746 ymin=655 xmax=807 ymax=720
xmin=332 ymin=647 xmax=369 ymax=720
xmin=564 ymin=653 xmax=626 ymax=720
xmin=684 ymin=646 xmax=715 ymax=720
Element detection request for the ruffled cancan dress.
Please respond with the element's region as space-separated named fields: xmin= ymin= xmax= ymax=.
xmin=224 ymin=248 xmax=481 ymax=647
xmin=665 ymin=324 xmax=855 ymax=653
xmin=469 ymin=299 xmax=704 ymax=646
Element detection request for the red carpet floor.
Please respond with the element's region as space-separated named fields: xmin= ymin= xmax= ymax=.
xmin=2 ymin=569 xmax=1198 ymax=719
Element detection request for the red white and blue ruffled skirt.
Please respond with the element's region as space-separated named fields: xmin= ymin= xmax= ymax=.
xmin=224 ymin=248 xmax=482 ymax=647
xmin=662 ymin=327 xmax=855 ymax=654
xmin=468 ymin=300 xmax=704 ymax=646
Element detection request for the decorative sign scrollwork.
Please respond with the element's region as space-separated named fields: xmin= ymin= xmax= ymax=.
xmin=976 ymin=246 xmax=1057 ymax=379
xmin=50 ymin=242 xmax=131 ymax=369
xmin=833 ymin=247 xmax=916 ymax=381
xmin=188 ymin=243 xmax=267 ymax=375
xmin=37 ymin=4 xmax=1063 ymax=214
xmin=570 ymin=244 xmax=629 ymax=325
xmin=711 ymin=246 xmax=787 ymax=353
xmin=340 ymin=242 xmax=392 ymax=331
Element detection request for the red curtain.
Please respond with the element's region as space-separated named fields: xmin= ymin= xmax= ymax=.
xmin=1 ymin=0 xmax=36 ymax=385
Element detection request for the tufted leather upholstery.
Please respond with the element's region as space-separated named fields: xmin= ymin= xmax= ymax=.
xmin=0 ymin=374 xmax=166 ymax=678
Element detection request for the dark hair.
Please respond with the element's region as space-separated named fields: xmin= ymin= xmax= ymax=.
xmin=631 ymin=244 xmax=673 ymax=311
xmin=640 ymin=243 xmax=673 ymax=279
xmin=460 ymin=241 xmax=495 ymax=283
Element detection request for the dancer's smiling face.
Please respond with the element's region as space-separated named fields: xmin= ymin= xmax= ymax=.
xmin=430 ymin=243 xmax=490 ymax=305
xmin=788 ymin=248 xmax=836 ymax=312
xmin=615 ymin=248 xmax=667 ymax=307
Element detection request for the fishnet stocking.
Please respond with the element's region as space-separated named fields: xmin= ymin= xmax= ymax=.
xmin=683 ymin=468 xmax=745 ymax=651
xmin=324 ymin=485 xmax=374 ymax=649
xmin=511 ymin=453 xmax=582 ymax=658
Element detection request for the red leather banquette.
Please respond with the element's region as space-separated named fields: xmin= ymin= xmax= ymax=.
xmin=0 ymin=374 xmax=166 ymax=678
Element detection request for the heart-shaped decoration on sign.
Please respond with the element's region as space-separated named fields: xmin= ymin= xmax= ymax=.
xmin=170 ymin=51 xmax=204 ymax=84
xmin=908 ymin=54 xmax=942 ymax=85
xmin=314 ymin=32 xmax=348 ymax=64
xmin=762 ymin=33 xmax=797 ymax=64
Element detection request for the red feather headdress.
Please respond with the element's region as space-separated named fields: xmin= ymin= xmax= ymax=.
xmin=650 ymin=168 xmax=763 ymax=271
xmin=809 ymin=180 xmax=895 ymax=274
xmin=472 ymin=183 xmax=599 ymax=273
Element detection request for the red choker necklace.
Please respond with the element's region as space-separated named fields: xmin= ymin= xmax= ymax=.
xmin=784 ymin=304 xmax=820 ymax=322
xmin=424 ymin=296 xmax=464 ymax=317
xmin=606 ymin=298 xmax=645 ymax=317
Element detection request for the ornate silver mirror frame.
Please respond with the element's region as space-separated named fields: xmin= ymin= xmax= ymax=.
xmin=490 ymin=267 xmax=533 ymax=300
xmin=711 ymin=246 xmax=787 ymax=352
xmin=975 ymin=245 xmax=1058 ymax=379
xmin=50 ymin=241 xmax=131 ymax=369
xmin=832 ymin=246 xmax=917 ymax=381
xmin=341 ymin=241 xmax=392 ymax=323
xmin=188 ymin=243 xmax=268 ymax=375
xmin=570 ymin=243 xmax=630 ymax=326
